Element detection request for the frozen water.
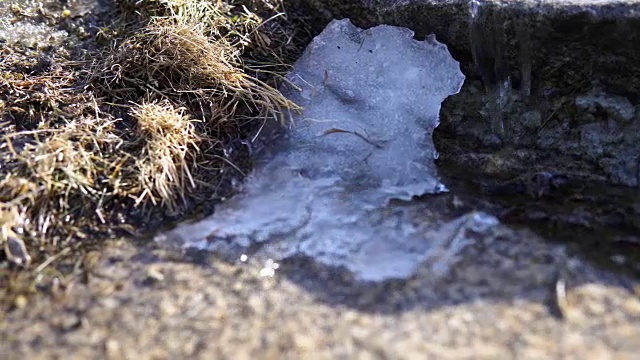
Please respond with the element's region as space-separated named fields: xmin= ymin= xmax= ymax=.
xmin=0 ymin=1 xmax=68 ymax=48
xmin=156 ymin=19 xmax=499 ymax=281
xmin=257 ymin=19 xmax=465 ymax=206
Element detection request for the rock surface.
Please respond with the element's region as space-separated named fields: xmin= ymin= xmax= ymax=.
xmin=3 ymin=219 xmax=640 ymax=359
xmin=285 ymin=0 xmax=640 ymax=92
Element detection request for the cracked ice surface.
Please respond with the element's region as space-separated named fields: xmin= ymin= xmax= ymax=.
xmin=156 ymin=19 xmax=499 ymax=281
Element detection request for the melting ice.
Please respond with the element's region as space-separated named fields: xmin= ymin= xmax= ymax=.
xmin=156 ymin=19 xmax=499 ymax=281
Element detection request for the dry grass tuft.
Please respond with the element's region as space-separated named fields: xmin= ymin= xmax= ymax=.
xmin=112 ymin=0 xmax=310 ymax=80
xmin=117 ymin=0 xmax=235 ymax=30
xmin=130 ymin=100 xmax=203 ymax=211
xmin=1 ymin=67 xmax=130 ymax=287
xmin=87 ymin=0 xmax=307 ymax=215
xmin=0 ymin=70 xmax=128 ymax=241
xmin=95 ymin=20 xmax=296 ymax=125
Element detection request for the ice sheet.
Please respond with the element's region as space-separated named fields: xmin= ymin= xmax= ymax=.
xmin=156 ymin=19 xmax=499 ymax=281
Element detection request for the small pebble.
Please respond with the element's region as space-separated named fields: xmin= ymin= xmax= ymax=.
xmin=143 ymin=267 xmax=165 ymax=285
xmin=4 ymin=233 xmax=32 ymax=268
xmin=13 ymin=294 xmax=28 ymax=309
xmin=622 ymin=298 xmax=640 ymax=315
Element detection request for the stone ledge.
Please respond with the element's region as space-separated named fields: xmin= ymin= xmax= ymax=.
xmin=285 ymin=0 xmax=640 ymax=99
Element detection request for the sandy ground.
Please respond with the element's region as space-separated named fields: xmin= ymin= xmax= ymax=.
xmin=2 ymin=199 xmax=640 ymax=359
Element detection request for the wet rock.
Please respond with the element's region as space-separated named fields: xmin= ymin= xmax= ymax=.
xmin=575 ymin=89 xmax=635 ymax=124
xmin=286 ymin=0 xmax=640 ymax=188
xmin=3 ymin=231 xmax=31 ymax=268
xmin=286 ymin=0 xmax=640 ymax=95
xmin=521 ymin=110 xmax=542 ymax=129
xmin=481 ymin=133 xmax=503 ymax=149
xmin=599 ymin=152 xmax=639 ymax=187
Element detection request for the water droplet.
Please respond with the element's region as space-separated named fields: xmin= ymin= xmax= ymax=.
xmin=434 ymin=183 xmax=449 ymax=193
xmin=259 ymin=258 xmax=279 ymax=277
xmin=469 ymin=0 xmax=481 ymax=19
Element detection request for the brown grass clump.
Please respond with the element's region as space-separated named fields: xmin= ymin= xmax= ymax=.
xmin=111 ymin=0 xmax=310 ymax=82
xmin=88 ymin=0 xmax=306 ymax=213
xmin=130 ymin=101 xmax=202 ymax=210
xmin=95 ymin=20 xmax=296 ymax=125
xmin=0 ymin=70 xmax=129 ymax=247
xmin=0 ymin=0 xmax=311 ymax=289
